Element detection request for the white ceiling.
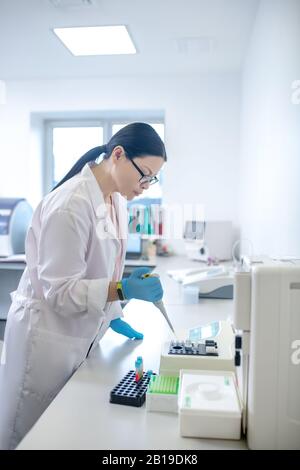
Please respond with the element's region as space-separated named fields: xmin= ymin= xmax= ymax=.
xmin=0 ymin=0 xmax=259 ymax=80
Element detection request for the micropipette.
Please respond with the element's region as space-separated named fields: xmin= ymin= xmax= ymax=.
xmin=142 ymin=273 xmax=177 ymax=337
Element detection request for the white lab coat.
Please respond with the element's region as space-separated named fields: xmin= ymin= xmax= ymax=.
xmin=0 ymin=163 xmax=128 ymax=449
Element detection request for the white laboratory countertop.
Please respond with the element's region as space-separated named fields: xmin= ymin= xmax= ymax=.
xmin=17 ymin=255 xmax=247 ymax=450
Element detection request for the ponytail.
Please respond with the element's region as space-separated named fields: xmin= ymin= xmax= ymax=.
xmin=52 ymin=144 xmax=107 ymax=191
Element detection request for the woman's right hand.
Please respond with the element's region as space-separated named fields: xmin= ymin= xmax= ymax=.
xmin=121 ymin=267 xmax=163 ymax=302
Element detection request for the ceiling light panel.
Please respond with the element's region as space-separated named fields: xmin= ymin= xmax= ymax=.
xmin=53 ymin=25 xmax=137 ymax=56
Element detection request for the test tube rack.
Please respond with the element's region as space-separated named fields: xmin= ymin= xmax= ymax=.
xmin=110 ymin=370 xmax=154 ymax=407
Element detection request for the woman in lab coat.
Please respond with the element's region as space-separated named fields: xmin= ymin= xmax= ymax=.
xmin=0 ymin=122 xmax=167 ymax=450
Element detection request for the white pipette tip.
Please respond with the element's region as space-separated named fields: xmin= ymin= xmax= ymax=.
xmin=153 ymin=300 xmax=177 ymax=338
xmin=141 ymin=273 xmax=178 ymax=338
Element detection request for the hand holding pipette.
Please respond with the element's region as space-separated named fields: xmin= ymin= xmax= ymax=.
xmin=119 ymin=267 xmax=176 ymax=337
xmin=121 ymin=267 xmax=163 ymax=302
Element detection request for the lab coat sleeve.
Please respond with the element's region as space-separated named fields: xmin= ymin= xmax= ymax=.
xmin=109 ymin=234 xmax=126 ymax=321
xmin=109 ymin=300 xmax=124 ymax=321
xmin=37 ymin=209 xmax=109 ymax=318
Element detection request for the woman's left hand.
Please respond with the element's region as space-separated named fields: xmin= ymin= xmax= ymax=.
xmin=109 ymin=318 xmax=143 ymax=340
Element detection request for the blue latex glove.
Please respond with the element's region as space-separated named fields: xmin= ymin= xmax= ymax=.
xmin=121 ymin=267 xmax=163 ymax=302
xmin=109 ymin=318 xmax=143 ymax=340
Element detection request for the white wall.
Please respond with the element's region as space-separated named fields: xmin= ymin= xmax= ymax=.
xmin=0 ymin=73 xmax=241 ymax=253
xmin=239 ymin=0 xmax=300 ymax=257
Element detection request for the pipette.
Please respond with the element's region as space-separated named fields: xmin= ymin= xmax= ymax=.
xmin=142 ymin=273 xmax=177 ymax=337
xmin=153 ymin=300 xmax=177 ymax=337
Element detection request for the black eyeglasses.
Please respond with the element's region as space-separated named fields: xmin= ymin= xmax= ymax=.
xmin=129 ymin=159 xmax=159 ymax=185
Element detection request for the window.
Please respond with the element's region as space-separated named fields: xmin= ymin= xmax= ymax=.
xmin=45 ymin=120 xmax=104 ymax=192
xmin=53 ymin=126 xmax=103 ymax=186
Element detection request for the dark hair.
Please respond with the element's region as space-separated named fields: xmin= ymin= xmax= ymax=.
xmin=52 ymin=122 xmax=167 ymax=191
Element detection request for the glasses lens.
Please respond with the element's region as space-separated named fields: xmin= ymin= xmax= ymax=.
xmin=150 ymin=176 xmax=158 ymax=185
xmin=140 ymin=176 xmax=158 ymax=185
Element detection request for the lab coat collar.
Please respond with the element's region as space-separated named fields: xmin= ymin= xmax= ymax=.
xmin=81 ymin=163 xmax=106 ymax=217
xmin=81 ymin=163 xmax=128 ymax=242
